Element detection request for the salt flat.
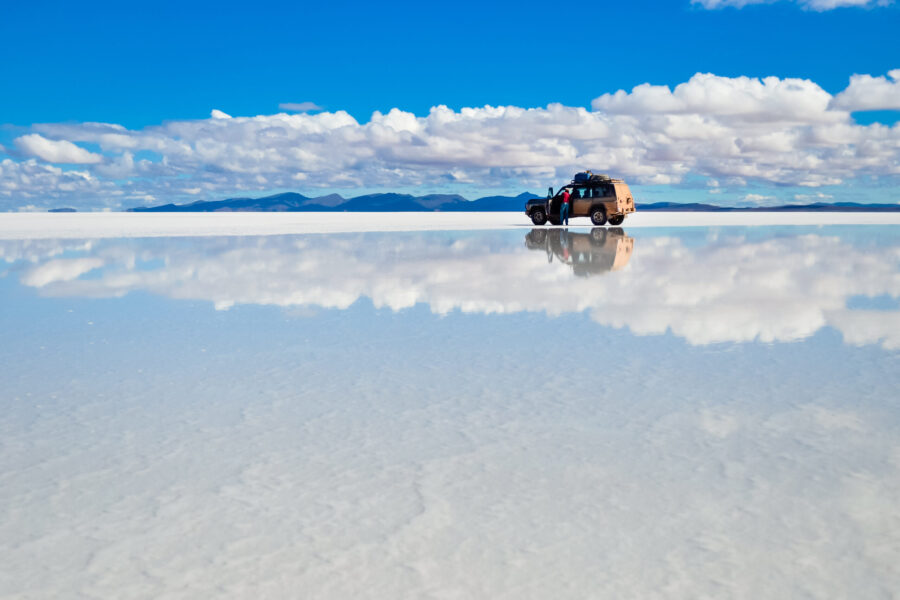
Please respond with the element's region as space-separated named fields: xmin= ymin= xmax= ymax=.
xmin=1 ymin=210 xmax=900 ymax=239
xmin=1 ymin=226 xmax=899 ymax=599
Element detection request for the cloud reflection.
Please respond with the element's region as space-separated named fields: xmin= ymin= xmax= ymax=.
xmin=3 ymin=228 xmax=899 ymax=348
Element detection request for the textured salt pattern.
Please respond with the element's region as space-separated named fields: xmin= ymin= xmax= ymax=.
xmin=1 ymin=227 xmax=899 ymax=599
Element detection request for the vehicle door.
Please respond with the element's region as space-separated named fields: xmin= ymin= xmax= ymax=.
xmin=550 ymin=187 xmax=571 ymax=218
xmin=572 ymin=186 xmax=592 ymax=216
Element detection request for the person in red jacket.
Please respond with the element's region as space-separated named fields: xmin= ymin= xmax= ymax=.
xmin=560 ymin=188 xmax=570 ymax=226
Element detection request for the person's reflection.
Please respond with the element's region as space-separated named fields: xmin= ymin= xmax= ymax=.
xmin=525 ymin=227 xmax=634 ymax=276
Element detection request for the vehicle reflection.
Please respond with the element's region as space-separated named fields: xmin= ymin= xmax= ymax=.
xmin=525 ymin=228 xmax=634 ymax=276
xmin=2 ymin=229 xmax=899 ymax=349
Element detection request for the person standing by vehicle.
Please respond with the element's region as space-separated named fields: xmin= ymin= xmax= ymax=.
xmin=561 ymin=188 xmax=570 ymax=226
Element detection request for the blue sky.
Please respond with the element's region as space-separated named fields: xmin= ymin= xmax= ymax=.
xmin=1 ymin=0 xmax=899 ymax=209
xmin=2 ymin=0 xmax=897 ymax=126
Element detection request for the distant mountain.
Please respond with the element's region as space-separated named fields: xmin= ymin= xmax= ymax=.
xmin=128 ymin=193 xmax=900 ymax=213
xmin=132 ymin=192 xmax=315 ymax=212
xmin=454 ymin=193 xmax=538 ymax=212
xmin=339 ymin=193 xmax=441 ymax=212
xmin=757 ymin=202 xmax=900 ymax=212
xmin=637 ymin=202 xmax=728 ymax=211
xmin=130 ymin=191 xmax=542 ymax=212
xmin=48 ymin=207 xmax=77 ymax=213
xmin=637 ymin=201 xmax=900 ymax=212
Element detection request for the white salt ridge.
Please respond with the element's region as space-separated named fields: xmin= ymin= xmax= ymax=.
xmin=2 ymin=211 xmax=900 ymax=239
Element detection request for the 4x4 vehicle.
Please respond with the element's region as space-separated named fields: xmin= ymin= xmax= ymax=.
xmin=525 ymin=172 xmax=636 ymax=226
xmin=525 ymin=227 xmax=634 ymax=276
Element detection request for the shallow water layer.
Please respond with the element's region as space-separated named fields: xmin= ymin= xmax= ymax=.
xmin=1 ymin=226 xmax=899 ymax=598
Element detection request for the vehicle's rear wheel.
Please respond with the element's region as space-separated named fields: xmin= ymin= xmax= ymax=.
xmin=590 ymin=207 xmax=607 ymax=226
xmin=549 ymin=217 xmax=561 ymax=226
xmin=531 ymin=209 xmax=547 ymax=226
xmin=608 ymin=214 xmax=624 ymax=226
xmin=590 ymin=228 xmax=607 ymax=243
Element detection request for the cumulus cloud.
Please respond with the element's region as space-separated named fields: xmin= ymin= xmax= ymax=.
xmin=794 ymin=192 xmax=834 ymax=201
xmin=830 ymin=69 xmax=900 ymax=111
xmin=2 ymin=70 xmax=899 ymax=209
xmin=13 ymin=134 xmax=103 ymax=164
xmin=279 ymin=102 xmax=323 ymax=112
xmin=0 ymin=159 xmax=118 ymax=209
xmin=20 ymin=257 xmax=105 ymax=287
xmin=693 ymin=0 xmax=893 ymax=10
xmin=741 ymin=193 xmax=779 ymax=205
xmin=591 ymin=73 xmax=836 ymax=121
xmin=10 ymin=230 xmax=900 ymax=349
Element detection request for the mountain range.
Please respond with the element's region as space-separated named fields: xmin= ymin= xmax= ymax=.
xmin=125 ymin=192 xmax=900 ymax=213
xmin=128 ymin=192 xmax=540 ymax=213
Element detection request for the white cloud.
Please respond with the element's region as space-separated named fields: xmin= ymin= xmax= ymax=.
xmin=742 ymin=193 xmax=778 ymax=204
xmin=693 ymin=0 xmax=893 ymax=10
xmin=802 ymin=0 xmax=893 ymax=7
xmin=279 ymin=102 xmax=323 ymax=112
xmin=14 ymin=134 xmax=103 ymax=164
xmin=794 ymin=192 xmax=834 ymax=201
xmin=830 ymin=69 xmax=900 ymax=111
xmin=210 ymin=109 xmax=232 ymax=119
xmin=0 ymin=159 xmax=117 ymax=209
xmin=2 ymin=70 xmax=899 ymax=210
xmin=11 ymin=230 xmax=900 ymax=349
xmin=21 ymin=257 xmax=105 ymax=287
xmin=591 ymin=73 xmax=836 ymax=122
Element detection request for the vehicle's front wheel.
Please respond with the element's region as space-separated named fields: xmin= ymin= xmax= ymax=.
xmin=531 ymin=209 xmax=547 ymax=226
xmin=608 ymin=214 xmax=624 ymax=226
xmin=590 ymin=207 xmax=607 ymax=226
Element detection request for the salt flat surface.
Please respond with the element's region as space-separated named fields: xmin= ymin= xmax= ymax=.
xmin=2 ymin=210 xmax=900 ymax=239
xmin=1 ymin=227 xmax=899 ymax=599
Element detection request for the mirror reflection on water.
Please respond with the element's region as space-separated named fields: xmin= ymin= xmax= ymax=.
xmin=3 ymin=226 xmax=898 ymax=348
xmin=1 ymin=225 xmax=899 ymax=598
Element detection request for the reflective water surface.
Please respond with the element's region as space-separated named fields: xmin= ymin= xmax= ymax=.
xmin=1 ymin=226 xmax=899 ymax=598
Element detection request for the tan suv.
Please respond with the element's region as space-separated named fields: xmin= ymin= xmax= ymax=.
xmin=525 ymin=174 xmax=636 ymax=226
xmin=525 ymin=227 xmax=634 ymax=276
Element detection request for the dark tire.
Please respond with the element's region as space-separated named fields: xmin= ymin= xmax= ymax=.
xmin=590 ymin=206 xmax=607 ymax=226
xmin=529 ymin=229 xmax=547 ymax=245
xmin=608 ymin=214 xmax=624 ymax=226
xmin=590 ymin=228 xmax=607 ymax=243
xmin=549 ymin=217 xmax=561 ymax=226
xmin=608 ymin=227 xmax=624 ymax=236
xmin=530 ymin=209 xmax=547 ymax=226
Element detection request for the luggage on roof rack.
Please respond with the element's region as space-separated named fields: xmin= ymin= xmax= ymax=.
xmin=573 ymin=171 xmax=591 ymax=183
xmin=573 ymin=171 xmax=612 ymax=185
